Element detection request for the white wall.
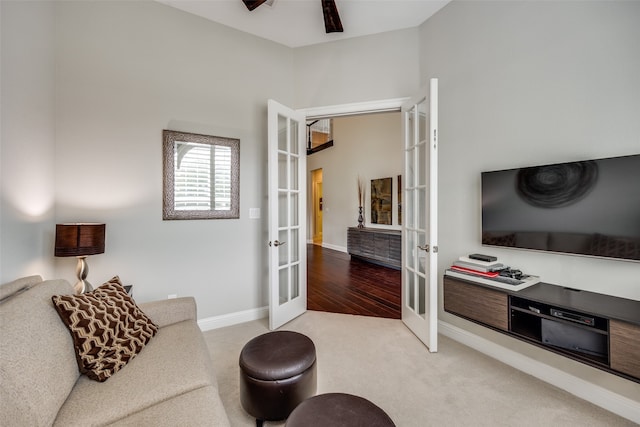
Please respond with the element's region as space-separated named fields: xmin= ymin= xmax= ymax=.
xmin=307 ymin=112 xmax=402 ymax=251
xmin=294 ymin=28 xmax=419 ymax=108
xmin=420 ymin=0 xmax=640 ymax=300
xmin=53 ymin=1 xmax=294 ymax=318
xmin=0 ymin=1 xmax=56 ymax=283
xmin=293 ymin=29 xmax=418 ymax=252
xmin=419 ymin=0 xmax=640 ymax=400
xmin=2 ymin=2 xmax=420 ymax=315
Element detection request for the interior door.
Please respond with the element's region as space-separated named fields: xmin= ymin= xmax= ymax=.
xmin=401 ymin=79 xmax=438 ymax=351
xmin=267 ymin=99 xmax=307 ymax=330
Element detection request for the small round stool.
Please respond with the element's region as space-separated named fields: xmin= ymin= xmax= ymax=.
xmin=285 ymin=393 xmax=396 ymax=427
xmin=239 ymin=331 xmax=317 ymax=427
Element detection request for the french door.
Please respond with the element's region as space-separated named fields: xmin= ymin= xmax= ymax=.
xmin=401 ymin=79 xmax=438 ymax=351
xmin=267 ymin=99 xmax=307 ymax=330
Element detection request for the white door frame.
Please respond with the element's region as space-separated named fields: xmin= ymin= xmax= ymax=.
xmin=300 ymin=97 xmax=409 ymax=245
xmin=301 ymin=97 xmax=410 ymax=244
xmin=300 ymin=94 xmax=438 ymax=353
xmin=267 ymin=97 xmax=409 ymax=330
xmin=300 ymin=98 xmax=408 ymax=120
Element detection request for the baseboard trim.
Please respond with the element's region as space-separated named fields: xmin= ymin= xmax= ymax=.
xmin=321 ymin=242 xmax=347 ymax=253
xmin=439 ymin=320 xmax=640 ymax=423
xmin=198 ymin=306 xmax=268 ymax=331
xmin=306 ymin=241 xmax=347 ymax=253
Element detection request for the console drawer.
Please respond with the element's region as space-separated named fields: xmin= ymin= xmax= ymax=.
xmin=444 ymin=277 xmax=508 ymax=331
xmin=610 ymin=320 xmax=640 ymax=379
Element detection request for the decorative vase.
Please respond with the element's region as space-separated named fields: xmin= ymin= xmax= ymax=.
xmin=357 ymin=206 xmax=364 ymax=228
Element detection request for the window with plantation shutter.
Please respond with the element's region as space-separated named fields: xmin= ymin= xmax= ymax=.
xmin=163 ymin=130 xmax=239 ymax=220
xmin=174 ymin=143 xmax=232 ymax=211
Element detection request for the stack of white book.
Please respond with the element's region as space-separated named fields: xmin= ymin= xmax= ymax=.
xmin=445 ymin=256 xmax=540 ymax=291
xmin=453 ymin=256 xmax=505 ymax=274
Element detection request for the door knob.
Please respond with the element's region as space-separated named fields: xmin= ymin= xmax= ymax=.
xmin=417 ymin=244 xmax=430 ymax=251
xmin=269 ymin=240 xmax=286 ymax=247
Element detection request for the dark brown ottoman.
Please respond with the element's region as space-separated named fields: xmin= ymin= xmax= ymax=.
xmin=285 ymin=393 xmax=396 ymax=427
xmin=239 ymin=331 xmax=317 ymax=427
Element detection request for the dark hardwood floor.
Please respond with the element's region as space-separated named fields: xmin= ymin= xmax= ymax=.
xmin=307 ymin=244 xmax=401 ymax=319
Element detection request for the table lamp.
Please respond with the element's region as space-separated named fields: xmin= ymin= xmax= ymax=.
xmin=55 ymin=223 xmax=105 ymax=294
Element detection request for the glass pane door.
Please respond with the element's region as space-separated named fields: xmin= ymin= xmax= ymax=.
xmin=268 ymin=99 xmax=307 ymax=330
xmin=401 ymin=79 xmax=438 ymax=352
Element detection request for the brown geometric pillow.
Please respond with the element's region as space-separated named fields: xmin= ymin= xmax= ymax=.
xmin=51 ymin=276 xmax=158 ymax=382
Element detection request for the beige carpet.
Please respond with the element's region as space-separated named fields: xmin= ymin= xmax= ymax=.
xmin=203 ymin=311 xmax=633 ymax=426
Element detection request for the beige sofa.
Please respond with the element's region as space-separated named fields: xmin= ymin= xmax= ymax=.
xmin=0 ymin=276 xmax=230 ymax=427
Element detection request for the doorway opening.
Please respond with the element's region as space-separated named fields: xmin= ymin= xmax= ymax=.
xmin=305 ymin=111 xmax=403 ymax=319
xmin=311 ymin=168 xmax=323 ymax=245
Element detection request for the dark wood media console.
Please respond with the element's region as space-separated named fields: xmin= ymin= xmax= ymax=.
xmin=444 ymin=276 xmax=640 ymax=382
xmin=347 ymin=227 xmax=401 ymax=269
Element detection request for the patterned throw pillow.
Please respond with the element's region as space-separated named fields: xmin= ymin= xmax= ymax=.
xmin=52 ymin=277 xmax=158 ymax=382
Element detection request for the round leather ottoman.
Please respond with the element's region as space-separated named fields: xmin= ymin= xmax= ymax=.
xmin=239 ymin=331 xmax=317 ymax=427
xmin=285 ymin=393 xmax=396 ymax=427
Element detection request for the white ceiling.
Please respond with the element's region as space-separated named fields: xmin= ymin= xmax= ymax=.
xmin=158 ymin=0 xmax=450 ymax=48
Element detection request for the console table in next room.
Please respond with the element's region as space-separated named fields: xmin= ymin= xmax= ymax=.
xmin=347 ymin=227 xmax=401 ymax=270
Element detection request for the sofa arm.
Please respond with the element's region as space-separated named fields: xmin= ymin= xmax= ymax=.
xmin=138 ymin=297 xmax=197 ymax=328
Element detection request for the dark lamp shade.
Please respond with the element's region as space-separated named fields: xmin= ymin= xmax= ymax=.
xmin=55 ymin=223 xmax=105 ymax=257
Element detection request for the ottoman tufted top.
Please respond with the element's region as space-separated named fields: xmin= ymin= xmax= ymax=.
xmin=239 ymin=331 xmax=316 ymax=381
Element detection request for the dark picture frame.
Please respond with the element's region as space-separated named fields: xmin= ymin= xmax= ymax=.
xmin=398 ymin=174 xmax=402 ymax=225
xmin=371 ymin=177 xmax=392 ymax=225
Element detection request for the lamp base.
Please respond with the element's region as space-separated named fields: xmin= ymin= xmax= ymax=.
xmin=74 ymin=279 xmax=93 ymax=294
xmin=74 ymin=256 xmax=94 ymax=294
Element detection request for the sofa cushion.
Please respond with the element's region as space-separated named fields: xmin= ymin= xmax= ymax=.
xmin=139 ymin=296 xmax=197 ymax=328
xmin=51 ymin=277 xmax=158 ymax=382
xmin=0 ymin=274 xmax=42 ymax=302
xmin=54 ymin=319 xmax=218 ymax=426
xmin=106 ymin=385 xmax=230 ymax=427
xmin=0 ymin=279 xmax=79 ymax=427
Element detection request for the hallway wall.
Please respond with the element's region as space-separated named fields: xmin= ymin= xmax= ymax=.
xmin=307 ymin=112 xmax=402 ymax=251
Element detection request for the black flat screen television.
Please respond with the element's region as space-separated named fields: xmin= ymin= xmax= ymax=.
xmin=481 ymin=154 xmax=640 ymax=262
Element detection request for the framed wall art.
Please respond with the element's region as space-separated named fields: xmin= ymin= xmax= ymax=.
xmin=371 ymin=177 xmax=392 ymax=225
xmin=397 ymin=174 xmax=402 ymax=225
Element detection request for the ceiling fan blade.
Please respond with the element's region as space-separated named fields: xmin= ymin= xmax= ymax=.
xmin=321 ymin=0 xmax=343 ymax=33
xmin=242 ymin=0 xmax=268 ymax=11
